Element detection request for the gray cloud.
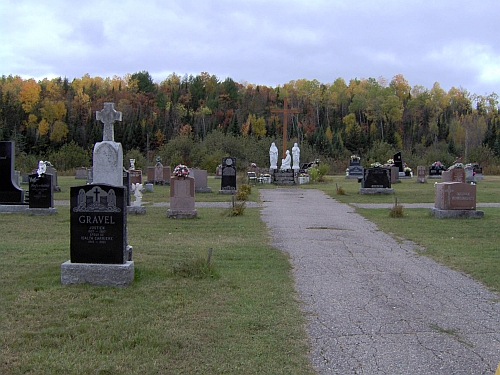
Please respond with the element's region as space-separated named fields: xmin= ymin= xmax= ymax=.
xmin=1 ymin=0 xmax=499 ymax=95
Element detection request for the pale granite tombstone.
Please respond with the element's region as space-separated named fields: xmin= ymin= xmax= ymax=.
xmin=167 ymin=176 xmax=197 ymax=218
xmin=415 ymin=166 xmax=427 ymax=183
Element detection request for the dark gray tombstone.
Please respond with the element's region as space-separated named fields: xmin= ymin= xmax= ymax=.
xmin=363 ymin=168 xmax=391 ymax=188
xmin=0 ymin=141 xmax=25 ymax=204
xmin=220 ymin=157 xmax=236 ymax=193
xmin=28 ymin=173 xmax=53 ymax=208
xmin=70 ymin=184 xmax=127 ymax=264
xmin=393 ymin=151 xmax=403 ymax=172
xmin=347 ymin=157 xmax=364 ymax=179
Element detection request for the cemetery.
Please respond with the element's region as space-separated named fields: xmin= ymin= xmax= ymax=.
xmin=2 ymin=149 xmax=500 ymax=372
xmin=2 ymin=105 xmax=500 ymax=373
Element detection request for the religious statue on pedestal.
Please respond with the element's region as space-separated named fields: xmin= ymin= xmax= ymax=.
xmin=269 ymin=142 xmax=278 ymax=169
xmin=292 ymin=143 xmax=300 ymax=170
xmin=281 ymin=150 xmax=291 ymax=170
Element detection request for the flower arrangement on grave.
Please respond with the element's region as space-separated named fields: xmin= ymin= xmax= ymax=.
xmin=386 ymin=158 xmax=394 ymax=165
xmin=250 ymin=162 xmax=257 ymax=168
xmin=448 ymin=162 xmax=464 ymax=169
xmin=350 ymin=155 xmax=360 ymax=162
xmin=173 ymin=164 xmax=190 ymax=178
xmin=371 ymin=162 xmax=383 ymax=168
xmin=300 ymin=172 xmax=310 ymax=177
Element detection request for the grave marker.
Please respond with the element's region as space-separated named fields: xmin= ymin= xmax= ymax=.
xmin=220 ymin=157 xmax=237 ymax=193
xmin=167 ymin=176 xmax=197 ymax=218
xmin=0 ymin=141 xmax=25 ymax=204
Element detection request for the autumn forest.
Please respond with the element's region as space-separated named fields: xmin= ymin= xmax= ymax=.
xmin=1 ymin=71 xmax=499 ymax=173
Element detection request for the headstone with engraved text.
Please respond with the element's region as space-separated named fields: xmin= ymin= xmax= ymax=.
xmin=220 ymin=157 xmax=237 ymax=193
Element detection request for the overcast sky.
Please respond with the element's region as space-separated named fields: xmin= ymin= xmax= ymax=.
xmin=1 ymin=0 xmax=499 ymax=96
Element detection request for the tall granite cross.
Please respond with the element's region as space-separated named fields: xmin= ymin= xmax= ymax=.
xmin=270 ymin=97 xmax=300 ymax=158
xmin=96 ymin=102 xmax=122 ymax=142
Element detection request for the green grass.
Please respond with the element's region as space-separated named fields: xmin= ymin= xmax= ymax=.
xmin=4 ymin=173 xmax=500 ymax=374
xmin=355 ymin=207 xmax=500 ymax=293
xmin=0 ymin=207 xmax=314 ymax=375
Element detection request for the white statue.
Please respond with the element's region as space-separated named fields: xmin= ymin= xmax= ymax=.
xmin=281 ymin=150 xmax=291 ymax=170
xmin=292 ymin=143 xmax=300 ymax=170
xmin=37 ymin=160 xmax=46 ymax=177
xmin=131 ymin=183 xmax=143 ymax=206
xmin=269 ymin=142 xmax=278 ymax=169
xmin=129 ymin=158 xmax=135 ymax=170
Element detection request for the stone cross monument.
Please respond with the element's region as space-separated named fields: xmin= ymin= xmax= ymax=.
xmin=93 ymin=103 xmax=124 ymax=187
xmin=271 ymin=98 xmax=300 ymax=158
xmin=96 ymin=102 xmax=122 ymax=142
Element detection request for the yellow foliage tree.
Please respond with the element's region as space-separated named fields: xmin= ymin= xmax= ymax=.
xmin=40 ymin=99 xmax=67 ymax=124
xmin=50 ymin=120 xmax=69 ymax=142
xmin=38 ymin=119 xmax=50 ymax=136
xmin=19 ymin=79 xmax=41 ymax=112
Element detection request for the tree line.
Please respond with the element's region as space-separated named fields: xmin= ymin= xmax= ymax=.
xmin=1 ymin=71 xmax=499 ymax=172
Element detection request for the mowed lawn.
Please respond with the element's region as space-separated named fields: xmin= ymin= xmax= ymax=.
xmin=1 ymin=174 xmax=499 ymax=374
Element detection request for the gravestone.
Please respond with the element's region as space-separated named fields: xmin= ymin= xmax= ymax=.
xmin=61 ymin=103 xmax=134 ymax=287
xmin=167 ymin=176 xmax=197 ymax=218
xmin=13 ymin=171 xmax=21 ymax=188
xmin=215 ymin=165 xmax=222 ymax=179
xmin=390 ymin=166 xmax=399 ymax=184
xmin=69 ymin=184 xmax=129 ymax=263
xmin=431 ymin=181 xmax=484 ymax=218
xmin=0 ymin=141 xmax=25 ymax=205
xmin=464 ymin=165 xmax=474 ymax=183
xmin=393 ymin=151 xmax=403 ymax=173
xmin=219 ymin=157 xmax=237 ymax=194
xmin=130 ymin=169 xmax=142 ymax=185
xmin=359 ymin=168 xmax=394 ymax=194
xmin=441 ymin=168 xmax=465 ymax=183
xmin=435 ymin=182 xmax=476 ymax=210
xmin=154 ymin=160 xmax=164 ymax=184
xmin=26 ymin=173 xmax=57 ymax=215
xmin=93 ymin=103 xmax=123 ymax=187
xmin=346 ymin=156 xmax=364 ymax=179
xmin=61 ymin=184 xmax=134 ymax=286
xmin=21 ymin=173 xmax=29 ymax=185
xmin=415 ymin=166 xmax=427 ymax=183
xmin=87 ymin=167 xmax=93 ymax=184
xmin=75 ymin=167 xmax=88 ymax=179
xmin=190 ymin=168 xmax=212 ymax=193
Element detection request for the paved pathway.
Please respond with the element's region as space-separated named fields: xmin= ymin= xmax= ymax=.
xmin=260 ymin=188 xmax=500 ymax=375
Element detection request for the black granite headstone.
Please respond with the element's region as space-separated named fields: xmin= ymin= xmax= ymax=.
xmin=70 ymin=184 xmax=127 ymax=264
xmin=363 ymin=168 xmax=391 ymax=188
xmin=393 ymin=151 xmax=403 ymax=172
xmin=28 ymin=173 xmax=53 ymax=208
xmin=221 ymin=157 xmax=237 ymax=191
xmin=0 ymin=141 xmax=25 ymax=204
xmin=348 ymin=158 xmax=364 ymax=178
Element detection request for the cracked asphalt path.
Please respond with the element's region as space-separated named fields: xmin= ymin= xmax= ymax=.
xmin=260 ymin=188 xmax=500 ymax=375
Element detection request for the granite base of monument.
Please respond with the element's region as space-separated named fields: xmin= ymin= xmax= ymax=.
xmin=25 ymin=207 xmax=58 ymax=216
xmin=0 ymin=204 xmax=28 ymax=213
xmin=430 ymin=208 xmax=484 ymax=219
xmin=127 ymin=205 xmax=146 ymax=214
xmin=61 ymin=260 xmax=134 ymax=287
xmin=359 ymin=188 xmax=395 ymax=195
xmin=166 ymin=209 xmax=198 ymax=219
xmin=218 ymin=189 xmax=236 ymax=195
xmin=196 ymin=187 xmax=212 ymax=193
xmin=273 ymin=169 xmax=296 ymax=185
